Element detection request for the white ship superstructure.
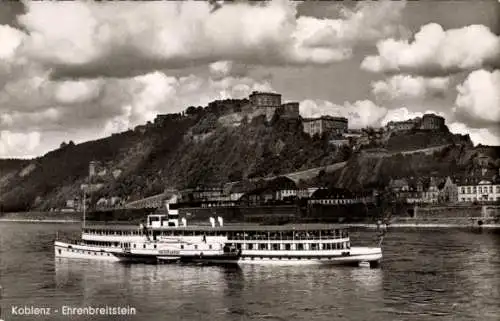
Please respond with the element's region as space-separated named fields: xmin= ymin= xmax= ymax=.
xmin=55 ymin=196 xmax=383 ymax=267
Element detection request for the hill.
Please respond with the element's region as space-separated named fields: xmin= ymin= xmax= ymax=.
xmin=0 ymin=108 xmax=351 ymax=211
xmin=0 ymin=100 xmax=497 ymax=212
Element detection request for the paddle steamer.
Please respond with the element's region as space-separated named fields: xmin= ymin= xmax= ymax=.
xmin=54 ymin=196 xmax=383 ymax=267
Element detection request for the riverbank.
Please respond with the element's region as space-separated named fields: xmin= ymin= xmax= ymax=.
xmin=0 ymin=218 xmax=80 ymax=223
xmin=1 ymin=217 xmax=499 ymax=230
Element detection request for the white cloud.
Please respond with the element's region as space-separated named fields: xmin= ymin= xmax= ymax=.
xmin=300 ymin=99 xmax=388 ymax=129
xmin=454 ymin=69 xmax=500 ymax=124
xmin=372 ymin=75 xmax=450 ymax=100
xmin=362 ymin=23 xmax=500 ymax=75
xmin=209 ymin=61 xmax=249 ymax=79
xmin=298 ymin=0 xmax=407 ymax=49
xmin=0 ymin=67 xmax=274 ymax=150
xmin=449 ymin=122 xmax=500 ymax=146
xmin=0 ymin=24 xmax=25 ymax=61
xmin=14 ymin=0 xmax=406 ymax=78
xmin=0 ymin=130 xmax=41 ymax=158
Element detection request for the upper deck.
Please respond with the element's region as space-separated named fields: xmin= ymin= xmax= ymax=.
xmin=82 ymin=223 xmax=349 ymax=233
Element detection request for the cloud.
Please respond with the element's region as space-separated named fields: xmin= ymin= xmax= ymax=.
xmin=372 ymin=75 xmax=450 ymax=100
xmin=298 ymin=0 xmax=407 ymax=49
xmin=362 ymin=23 xmax=500 ymax=75
xmin=0 ymin=130 xmax=41 ymax=158
xmin=0 ymin=67 xmax=273 ymax=144
xmin=454 ymin=69 xmax=500 ymax=125
xmin=14 ymin=0 xmax=406 ymax=79
xmin=209 ymin=61 xmax=250 ymax=79
xmin=449 ymin=122 xmax=500 ymax=146
xmin=300 ymin=99 xmax=388 ymax=129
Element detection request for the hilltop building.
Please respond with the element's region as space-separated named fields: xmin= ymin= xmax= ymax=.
xmin=277 ymin=102 xmax=300 ymax=119
xmin=385 ymin=113 xmax=446 ymax=132
xmin=242 ymin=91 xmax=300 ymax=122
xmin=421 ymin=114 xmax=445 ymax=130
xmin=302 ymin=116 xmax=348 ymax=137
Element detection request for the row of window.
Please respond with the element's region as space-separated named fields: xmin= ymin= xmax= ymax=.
xmin=241 ymin=256 xmax=348 ymax=261
xmin=81 ymin=242 xmax=349 ymax=251
xmin=84 ymin=230 xmax=348 ymax=239
xmin=460 ymin=186 xmax=500 ymax=194
xmin=459 ymin=197 xmax=500 ymax=202
xmin=60 ymin=248 xmax=112 ymax=257
xmin=236 ymin=242 xmax=350 ymax=251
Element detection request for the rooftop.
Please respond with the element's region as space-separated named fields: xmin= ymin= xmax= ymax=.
xmin=303 ymin=115 xmax=348 ymax=122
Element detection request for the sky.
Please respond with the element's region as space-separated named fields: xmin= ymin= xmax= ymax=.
xmin=0 ymin=0 xmax=499 ymax=159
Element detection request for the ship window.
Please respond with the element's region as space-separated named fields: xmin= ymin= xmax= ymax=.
xmin=311 ymin=243 xmax=319 ymax=251
xmin=154 ymin=245 xmax=157 ymax=249
xmin=284 ymin=244 xmax=291 ymax=250
xmin=194 ymin=245 xmax=198 ymax=250
xmin=272 ymin=244 xmax=279 ymax=250
xmin=143 ymin=245 xmax=146 ymax=249
xmin=259 ymin=244 xmax=268 ymax=250
xmin=209 ymin=245 xmax=212 ymax=250
xmin=247 ymin=244 xmax=253 ymax=250
xmin=297 ymin=244 xmax=304 ymax=250
xmin=58 ymin=249 xmax=61 ymax=254
xmin=181 ymin=245 xmax=184 ymax=249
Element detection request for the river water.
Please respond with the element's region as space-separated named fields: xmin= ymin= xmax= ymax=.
xmin=0 ymin=222 xmax=499 ymax=321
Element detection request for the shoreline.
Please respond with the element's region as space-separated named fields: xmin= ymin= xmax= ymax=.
xmin=1 ymin=218 xmax=499 ymax=229
xmin=0 ymin=219 xmax=81 ymax=223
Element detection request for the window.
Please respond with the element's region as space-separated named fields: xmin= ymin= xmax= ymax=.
xmin=209 ymin=245 xmax=212 ymax=250
xmin=143 ymin=245 xmax=146 ymax=249
xmin=247 ymin=244 xmax=253 ymax=250
xmin=297 ymin=244 xmax=304 ymax=250
xmin=194 ymin=245 xmax=198 ymax=250
xmin=180 ymin=245 xmax=184 ymax=249
xmin=154 ymin=245 xmax=157 ymax=249
xmin=285 ymin=244 xmax=291 ymax=250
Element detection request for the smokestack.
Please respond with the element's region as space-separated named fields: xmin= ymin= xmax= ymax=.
xmin=217 ymin=216 xmax=223 ymax=227
xmin=209 ymin=217 xmax=215 ymax=228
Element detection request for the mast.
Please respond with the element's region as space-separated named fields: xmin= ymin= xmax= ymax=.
xmin=82 ymin=186 xmax=86 ymax=228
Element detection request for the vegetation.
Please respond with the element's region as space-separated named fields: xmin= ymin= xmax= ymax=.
xmin=0 ymin=99 xmax=496 ymax=212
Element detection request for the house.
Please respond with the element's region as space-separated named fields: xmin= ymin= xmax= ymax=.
xmin=388 ymin=178 xmax=410 ymax=200
xmin=457 ymin=178 xmax=500 ymax=203
xmin=240 ymin=177 xmax=298 ymax=205
xmin=405 ymin=177 xmax=425 ymax=203
xmin=308 ymin=188 xmax=375 ymax=206
xmin=421 ymin=177 xmax=439 ymax=203
xmin=438 ymin=176 xmax=458 ymax=203
xmin=224 ymin=180 xmax=257 ymax=202
xmin=303 ymin=116 xmax=348 ymax=137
